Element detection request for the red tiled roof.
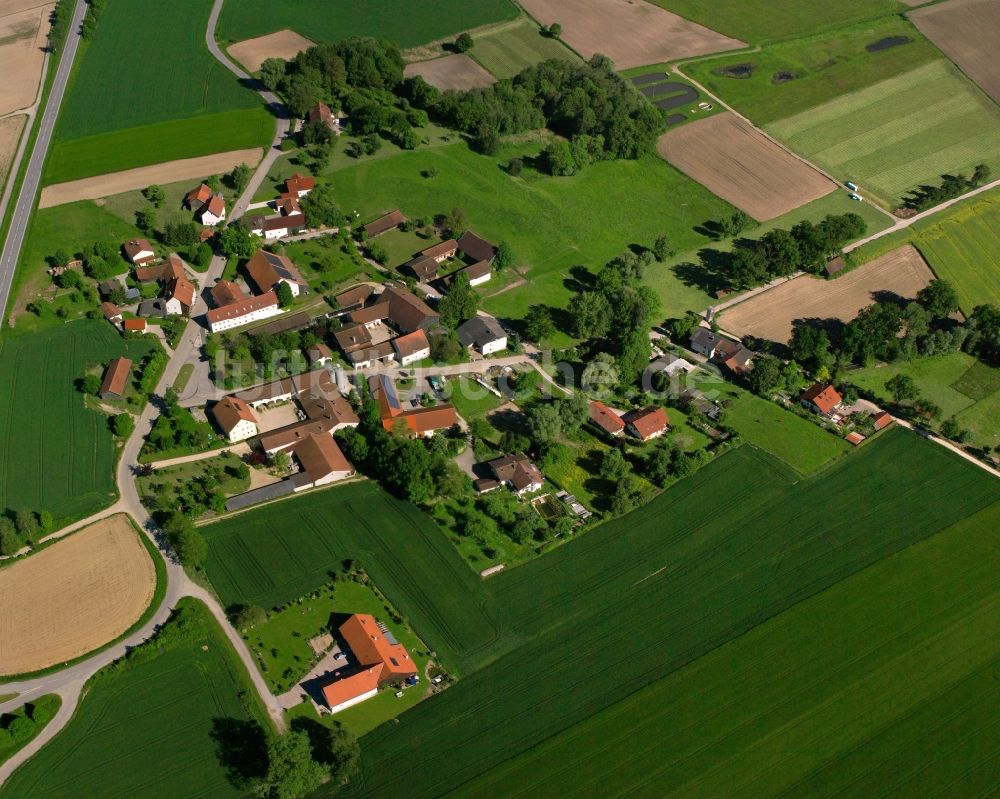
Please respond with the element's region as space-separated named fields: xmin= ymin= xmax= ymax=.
xmin=212 ymin=396 xmax=257 ymax=434
xmin=101 ymin=301 xmax=122 ymax=321
xmin=622 ymin=406 xmax=669 ymax=440
xmin=383 ymin=405 xmax=458 ymax=435
xmin=846 ymin=431 xmax=865 ymax=445
xmin=100 ymin=357 xmax=132 ymax=396
xmin=321 ymin=664 xmax=382 ymax=709
xmin=800 ymin=383 xmax=842 ymax=415
xmin=339 ymin=613 xmax=416 ymax=681
xmin=286 ymin=173 xmax=316 ymax=195
xmin=307 ymin=102 xmax=334 ymax=125
xmin=185 ymin=183 xmax=213 ymax=205
xmin=211 ymin=280 xmax=246 ymax=307
xmin=873 ymin=411 xmax=893 ymax=430
xmin=123 ymin=318 xmax=147 ymax=332
xmin=205 ymin=291 xmax=278 ymax=326
xmin=392 ymin=329 xmax=429 ymax=359
xmin=122 ymin=238 xmax=154 ymax=262
xmin=589 ymin=401 xmax=624 ymax=434
xmin=167 ymin=276 xmax=196 ymax=308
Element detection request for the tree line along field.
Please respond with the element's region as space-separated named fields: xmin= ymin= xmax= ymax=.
xmin=0 ymin=321 xmax=158 ymax=524
xmin=455 ymin=499 xmax=1000 ymax=798
xmin=334 ymin=430 xmax=999 ymax=798
xmin=766 ymin=58 xmax=1000 ymax=207
xmin=55 ymin=0 xmax=261 ymax=143
xmin=0 ymin=600 xmax=271 ymax=799
xmin=649 ymin=0 xmax=905 ymax=44
xmin=216 ymin=0 xmax=519 ymax=49
xmin=328 ymin=138 xmax=735 ymax=322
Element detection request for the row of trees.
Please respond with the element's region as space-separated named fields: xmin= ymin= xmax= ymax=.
xmin=901 ymin=164 xmax=990 ymax=212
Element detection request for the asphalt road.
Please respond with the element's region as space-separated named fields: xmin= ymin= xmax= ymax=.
xmin=0 ymin=0 xmax=88 ymax=325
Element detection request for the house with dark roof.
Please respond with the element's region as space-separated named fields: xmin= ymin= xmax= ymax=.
xmin=380 ymin=286 xmax=438 ymax=332
xmin=246 ymin=249 xmax=307 ymax=297
xmin=588 ymin=400 xmax=625 ymax=436
xmin=138 ymin=298 xmax=167 ymax=318
xmin=135 ymin=253 xmax=186 ymax=284
xmin=420 ymin=239 xmax=457 ymax=263
xmin=122 ymin=238 xmax=155 ymax=266
xmin=715 ymin=339 xmax=755 ymax=375
xmin=622 ymin=406 xmax=669 ymax=441
xmin=100 ymin=357 xmax=132 ymax=400
xmin=363 ymin=210 xmax=405 ymax=238
xmin=248 ymin=212 xmax=307 ymax=240
xmin=212 ymin=396 xmax=259 ymax=442
xmin=457 ymin=316 xmax=507 ymax=355
xmin=457 ymin=230 xmax=497 ymax=264
xmin=800 ymin=383 xmax=842 ymax=417
xmin=690 ymin=327 xmax=726 ymax=358
xmin=488 ymin=453 xmax=543 ymax=496
xmin=405 ymin=255 xmax=439 ymax=282
xmin=334 ymin=323 xmax=373 ymax=355
xmin=335 ymin=284 xmax=374 ymax=310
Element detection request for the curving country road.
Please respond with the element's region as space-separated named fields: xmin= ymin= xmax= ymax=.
xmin=0 ymin=0 xmax=88 ymax=325
xmin=0 ymin=0 xmax=292 ymax=785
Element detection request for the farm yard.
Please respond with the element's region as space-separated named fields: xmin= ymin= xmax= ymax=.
xmin=685 ymin=17 xmax=941 ymax=126
xmin=38 ymin=148 xmax=264 ymax=208
xmin=466 ymin=16 xmax=581 ymax=79
xmin=0 ymin=600 xmax=271 ymax=799
xmin=227 ymin=29 xmax=314 ymax=73
xmin=517 ymin=0 xmax=744 ymax=70
xmin=766 ymin=59 xmax=1000 ymax=206
xmin=454 ymin=498 xmax=1000 ymax=798
xmin=718 ymin=244 xmax=935 ymax=345
xmin=657 ymin=112 xmax=836 ymax=220
xmin=0 ymin=321 xmax=159 ymax=522
xmin=910 ymin=0 xmax=1000 ymax=106
xmin=0 ymin=516 xmax=157 ymax=675
xmin=649 ymin=0 xmax=905 ymax=43
xmin=336 ymin=431 xmax=1000 ymax=798
xmin=403 ymin=54 xmax=495 ymax=92
xmin=215 ymin=0 xmax=520 ymax=49
xmin=0 ymin=1 xmax=50 ymax=118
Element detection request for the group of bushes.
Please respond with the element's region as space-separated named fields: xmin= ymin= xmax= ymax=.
xmin=0 ymin=508 xmax=54 ymax=556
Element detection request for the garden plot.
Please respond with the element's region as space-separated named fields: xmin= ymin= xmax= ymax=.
xmin=718 ymin=244 xmax=935 ymax=344
xmin=658 ymin=112 xmax=835 ymax=220
xmin=518 ymin=0 xmax=744 ymax=70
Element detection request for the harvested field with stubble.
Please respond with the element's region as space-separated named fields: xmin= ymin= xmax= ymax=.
xmin=0 ymin=2 xmax=51 ymax=115
xmin=0 ymin=515 xmax=157 ymax=675
xmin=38 ymin=147 xmax=263 ymax=208
xmin=403 ymin=54 xmax=495 ymax=91
xmin=658 ymin=112 xmax=835 ymax=220
xmin=719 ymin=244 xmax=935 ymax=344
xmin=910 ymin=0 xmax=1000 ymax=105
xmin=227 ymin=28 xmax=314 ymax=72
xmin=517 ymin=0 xmax=744 ymax=70
xmin=0 ymin=114 xmax=24 ymax=187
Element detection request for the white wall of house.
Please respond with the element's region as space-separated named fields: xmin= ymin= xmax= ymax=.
xmin=480 ymin=336 xmax=507 ymax=355
xmin=264 ymin=227 xmax=287 ymax=240
xmin=130 ymin=249 xmax=154 ymax=264
xmin=208 ymin=305 xmax=282 ymax=333
xmin=200 ymin=210 xmax=224 ymax=226
xmin=328 ymin=686 xmax=377 ymax=714
xmin=226 ymin=419 xmax=258 ymax=443
xmin=469 ymin=273 xmax=491 ymax=287
xmin=398 ymin=346 xmax=430 ymax=366
xmin=164 ymin=297 xmax=187 ymax=316
xmin=281 ymin=278 xmax=302 ymax=297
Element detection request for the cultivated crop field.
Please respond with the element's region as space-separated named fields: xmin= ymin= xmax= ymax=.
xmin=0 ymin=600 xmax=270 ymax=799
xmin=0 ymin=321 xmax=158 ymax=522
xmin=468 ymin=16 xmax=581 ymax=79
xmin=767 ymin=59 xmax=1000 ymax=205
xmin=686 ymin=17 xmax=940 ymax=125
xmin=0 ymin=1 xmax=50 ymax=118
xmin=649 ymin=0 xmax=904 ymax=43
xmin=402 ymin=54 xmax=495 ymax=91
xmin=202 ymin=481 xmax=504 ymax=672
xmin=55 ymin=0 xmax=260 ymax=142
xmin=518 ymin=0 xmax=744 ymax=70
xmin=0 ymin=516 xmax=156 ymax=675
xmin=910 ymin=0 xmax=1000 ymax=105
xmin=719 ymin=244 xmax=935 ymax=344
xmin=216 ymin=0 xmax=519 ymax=48
xmin=456 ymin=498 xmax=1000 ymax=798
xmin=658 ymin=112 xmax=836 ymax=220
xmin=340 ymin=431 xmax=1000 ymax=798
xmin=227 ymin=29 xmax=314 ymax=73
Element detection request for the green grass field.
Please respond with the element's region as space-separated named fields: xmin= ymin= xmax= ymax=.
xmin=767 ymin=59 xmax=1000 ymax=206
xmin=55 ymin=0 xmax=260 ymax=142
xmin=329 ymin=139 xmax=734 ymax=321
xmin=216 ymin=0 xmax=518 ymax=47
xmin=0 ymin=321 xmax=158 ymax=522
xmin=455 ymin=498 xmax=1000 ymax=797
xmin=0 ymin=600 xmax=271 ymax=799
xmin=686 ymin=17 xmax=940 ymax=126
xmin=44 ymin=107 xmax=274 ymax=184
xmin=650 ymin=0 xmax=904 ymax=43
xmin=470 ymin=17 xmax=580 ymax=79
xmin=336 ymin=430 xmax=999 ymax=798
xmin=0 ymin=695 xmax=61 ymax=766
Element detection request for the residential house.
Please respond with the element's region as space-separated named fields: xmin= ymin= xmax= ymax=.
xmin=248 ymin=212 xmax=307 ymax=240
xmin=873 ymin=411 xmax=894 ymax=431
xmin=138 ymin=298 xmax=167 ymax=318
xmin=206 ymin=291 xmax=281 ymax=333
xmin=122 ymin=238 xmax=155 ymax=266
xmin=456 ymin=230 xmax=497 ymax=264
xmin=99 ymin=357 xmax=132 ymax=400
xmin=405 ymin=255 xmax=438 ymax=282
xmin=135 ymin=253 xmax=186 ymax=284
xmin=799 ymin=383 xmax=842 ymax=417
xmin=689 ymin=327 xmax=725 ymax=358
xmin=306 ymin=342 xmax=334 ymax=367
xmin=368 ymin=373 xmax=456 ymax=436
xmin=346 ymin=341 xmax=396 ymax=370
xmin=334 ymin=323 xmax=373 ymax=355
xmin=212 ymin=396 xmax=259 ymax=443
xmin=457 ymin=316 xmax=507 ymax=355
xmin=184 ymin=183 xmax=213 ymax=210
xmin=420 ymin=239 xmax=457 ymax=263
xmin=306 ymin=101 xmax=340 ymax=133
xmin=392 ymin=329 xmax=430 ymax=366
xmin=101 ymin=302 xmax=123 ymax=327
xmin=462 ymin=259 xmax=492 ymax=287
xmin=488 ymin=453 xmax=543 ymax=496
xmin=363 ymin=210 xmax=405 ymax=238
xmin=197 ymin=194 xmax=226 ymax=226
xmin=622 ymin=406 xmax=669 ymax=441
xmin=335 ymin=284 xmax=374 ymax=310
xmin=164 ymin=276 xmax=196 ymax=316
xmin=289 ymin=433 xmax=354 ymax=490
xmin=210 ymin=279 xmax=246 ymax=307
xmin=123 ymin=318 xmax=147 ymax=333
xmin=715 ymin=339 xmax=755 ymax=375
xmin=246 ymin=249 xmax=307 ymax=297
xmin=275 ymin=192 xmax=301 ymax=216
xmin=285 ymin=172 xmax=316 ymax=198
xmin=588 ymin=400 xmax=625 ymax=437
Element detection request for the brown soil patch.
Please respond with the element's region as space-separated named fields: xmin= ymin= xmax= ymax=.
xmin=38 ymin=147 xmax=263 ymax=207
xmin=0 ymin=113 xmax=25 ymax=187
xmin=228 ymin=29 xmax=314 ymax=72
xmin=518 ymin=0 xmax=744 ymax=70
xmin=0 ymin=515 xmax=157 ymax=675
xmin=404 ymin=54 xmax=496 ymax=91
xmin=658 ymin=112 xmax=835 ymax=220
xmin=719 ymin=245 xmax=935 ymax=344
xmin=910 ymin=0 xmax=1000 ymax=105
xmin=0 ymin=3 xmax=51 ymax=115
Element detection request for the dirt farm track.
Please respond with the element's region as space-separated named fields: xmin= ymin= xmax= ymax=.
xmin=517 ymin=0 xmax=743 ymax=70
xmin=719 ymin=245 xmax=936 ymax=344
xmin=0 ymin=515 xmax=157 ymax=675
xmin=658 ymin=112 xmax=836 ymax=221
